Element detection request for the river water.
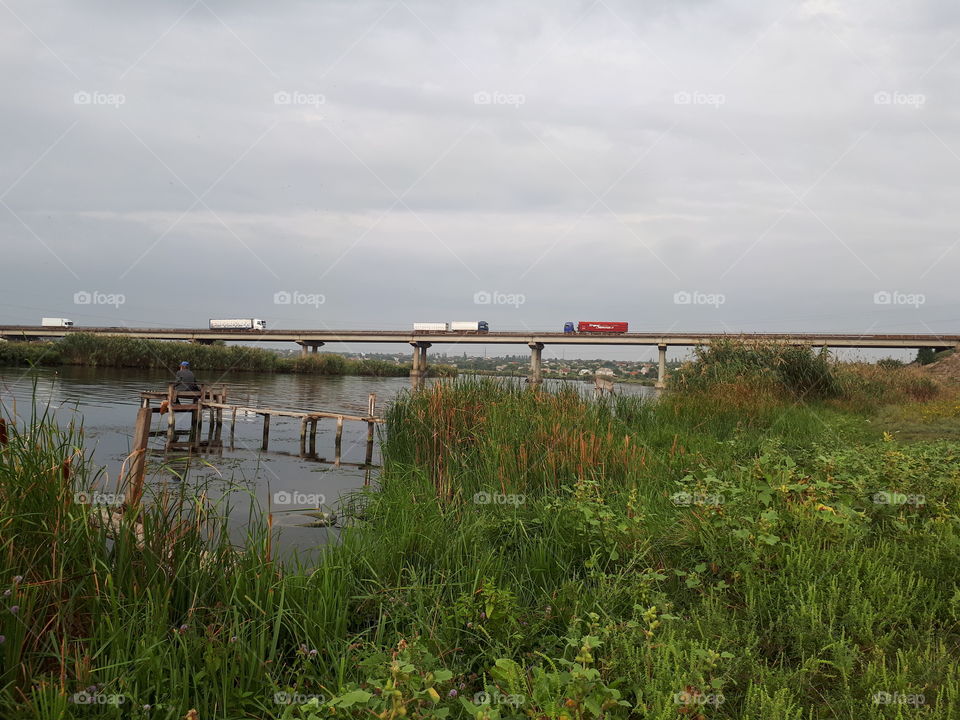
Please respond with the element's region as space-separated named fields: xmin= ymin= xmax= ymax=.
xmin=0 ymin=366 xmax=655 ymax=559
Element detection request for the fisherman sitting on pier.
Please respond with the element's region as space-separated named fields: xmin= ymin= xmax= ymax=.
xmin=174 ymin=361 xmax=199 ymax=403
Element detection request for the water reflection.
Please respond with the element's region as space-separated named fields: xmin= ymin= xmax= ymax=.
xmin=0 ymin=366 xmax=655 ymax=556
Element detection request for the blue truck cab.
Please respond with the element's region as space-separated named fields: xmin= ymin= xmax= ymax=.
xmin=478 ymin=321 xmax=489 ymax=332
xmin=563 ymin=322 xmax=575 ymax=333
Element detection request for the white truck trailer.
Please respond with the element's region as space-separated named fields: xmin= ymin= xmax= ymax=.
xmin=41 ymin=318 xmax=74 ymax=327
xmin=413 ymin=322 xmax=449 ymax=331
xmin=450 ymin=321 xmax=489 ymax=332
xmin=209 ymin=318 xmax=267 ymax=330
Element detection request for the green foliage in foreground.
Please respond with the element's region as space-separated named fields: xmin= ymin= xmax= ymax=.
xmin=0 ymin=333 xmax=456 ymax=377
xmin=1 ymin=376 xmax=959 ymax=718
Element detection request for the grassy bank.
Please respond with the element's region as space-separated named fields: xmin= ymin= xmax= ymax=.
xmin=1 ymin=345 xmax=958 ymax=718
xmin=0 ymin=333 xmax=456 ymax=377
xmin=460 ymin=369 xmax=657 ymax=385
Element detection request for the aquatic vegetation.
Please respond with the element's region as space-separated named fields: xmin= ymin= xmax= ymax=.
xmin=0 ymin=333 xmax=456 ymax=377
xmin=1 ymin=367 xmax=958 ymax=717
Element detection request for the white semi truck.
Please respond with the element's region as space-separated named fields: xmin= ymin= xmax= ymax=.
xmin=450 ymin=321 xmax=489 ymax=332
xmin=209 ymin=318 xmax=267 ymax=330
xmin=41 ymin=318 xmax=74 ymax=327
xmin=414 ymin=321 xmax=489 ymax=332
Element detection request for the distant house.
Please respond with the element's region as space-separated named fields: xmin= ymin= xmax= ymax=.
xmin=578 ymin=369 xmax=592 ymax=376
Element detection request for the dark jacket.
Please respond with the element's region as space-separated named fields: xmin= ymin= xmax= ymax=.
xmin=174 ymin=368 xmax=199 ymax=391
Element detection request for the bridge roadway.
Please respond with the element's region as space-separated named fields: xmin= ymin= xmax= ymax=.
xmin=3 ymin=326 xmax=956 ymax=389
xmin=1 ymin=326 xmax=957 ymax=349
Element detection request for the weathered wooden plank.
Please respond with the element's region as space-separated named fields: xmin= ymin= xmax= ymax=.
xmin=200 ymin=401 xmax=383 ymax=423
xmin=125 ymin=407 xmax=152 ymax=507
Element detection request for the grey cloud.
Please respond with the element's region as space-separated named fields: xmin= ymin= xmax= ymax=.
xmin=1 ymin=0 xmax=959 ymax=360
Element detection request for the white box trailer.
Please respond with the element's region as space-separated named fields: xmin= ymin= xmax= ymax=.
xmin=413 ymin=322 xmax=449 ymax=331
xmin=41 ymin=318 xmax=74 ymax=327
xmin=450 ymin=321 xmax=489 ymax=332
xmin=209 ymin=318 xmax=267 ymax=330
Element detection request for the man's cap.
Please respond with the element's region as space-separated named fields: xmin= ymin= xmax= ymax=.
xmin=180 ymin=361 xmax=190 ymax=366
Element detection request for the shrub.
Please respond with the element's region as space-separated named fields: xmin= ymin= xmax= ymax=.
xmin=672 ymin=341 xmax=840 ymax=400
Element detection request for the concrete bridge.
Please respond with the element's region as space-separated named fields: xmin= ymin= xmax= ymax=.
xmin=2 ymin=326 xmax=957 ymax=389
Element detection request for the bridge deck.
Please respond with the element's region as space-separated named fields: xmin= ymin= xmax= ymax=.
xmin=2 ymin=326 xmax=958 ymax=349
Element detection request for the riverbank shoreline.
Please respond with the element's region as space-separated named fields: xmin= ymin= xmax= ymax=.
xmin=459 ymin=369 xmax=658 ymax=385
xmin=0 ymin=334 xmax=456 ymax=378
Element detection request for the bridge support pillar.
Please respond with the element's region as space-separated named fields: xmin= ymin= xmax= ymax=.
xmin=409 ymin=342 xmax=420 ymax=384
xmin=655 ymin=344 xmax=668 ymax=390
xmin=421 ymin=344 xmax=430 ymax=375
xmin=298 ymin=341 xmax=324 ymax=357
xmin=410 ymin=342 xmax=431 ymax=388
xmin=529 ymin=343 xmax=544 ymax=388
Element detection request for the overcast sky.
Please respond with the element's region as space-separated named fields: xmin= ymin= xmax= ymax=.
xmin=1 ymin=0 xmax=958 ymax=360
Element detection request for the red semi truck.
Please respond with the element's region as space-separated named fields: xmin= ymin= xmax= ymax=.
xmin=564 ymin=321 xmax=629 ymax=333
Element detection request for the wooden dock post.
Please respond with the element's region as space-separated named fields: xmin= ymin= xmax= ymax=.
xmin=194 ymin=384 xmax=206 ymax=436
xmin=207 ymin=386 xmax=215 ymax=429
xmin=365 ymin=393 xmax=377 ymax=464
xmin=299 ymin=418 xmax=307 ymax=456
xmin=365 ymin=419 xmax=375 ymax=465
xmin=166 ymin=384 xmax=176 ymax=443
xmin=308 ymin=418 xmax=318 ymax=456
xmin=125 ymin=407 xmax=152 ymax=508
xmin=334 ymin=415 xmax=344 ymax=464
xmin=261 ymin=413 xmax=270 ymax=451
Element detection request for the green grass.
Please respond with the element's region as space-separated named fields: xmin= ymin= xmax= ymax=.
xmin=1 ymin=357 xmax=959 ymax=718
xmin=0 ymin=333 xmax=456 ymax=377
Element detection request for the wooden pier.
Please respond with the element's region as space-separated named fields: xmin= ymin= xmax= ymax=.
xmin=137 ymin=384 xmax=384 ymax=465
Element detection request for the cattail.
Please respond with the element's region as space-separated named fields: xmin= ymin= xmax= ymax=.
xmin=0 ymin=418 xmax=6 ymax=445
xmin=62 ymin=456 xmax=72 ymax=482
